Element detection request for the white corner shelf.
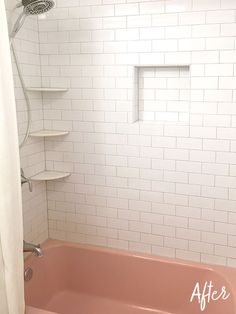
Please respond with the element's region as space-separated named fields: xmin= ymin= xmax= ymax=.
xmin=26 ymin=87 xmax=68 ymax=92
xmin=30 ymin=130 xmax=69 ymax=138
xmin=31 ymin=171 xmax=71 ymax=181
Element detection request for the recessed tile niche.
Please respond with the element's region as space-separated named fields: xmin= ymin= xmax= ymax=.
xmin=133 ymin=65 xmax=190 ymax=124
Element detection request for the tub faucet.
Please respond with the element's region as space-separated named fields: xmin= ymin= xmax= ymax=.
xmin=23 ymin=240 xmax=43 ymax=257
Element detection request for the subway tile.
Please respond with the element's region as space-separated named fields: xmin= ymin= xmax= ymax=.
xmin=165 ymin=237 xmax=188 ymax=250
xmin=115 ymin=3 xmax=139 ymax=16
xmin=140 ymin=27 xmax=165 ymax=40
xmin=189 ymin=218 xmax=214 ymax=232
xmin=140 ymin=2 xmax=164 ymax=14
xmin=202 ymin=208 xmax=227 ymax=223
xmin=152 ymin=224 xmax=175 ymax=237
xmin=127 ymin=15 xmax=151 ymax=28
xmin=201 ymin=186 xmax=228 ymax=200
xmin=202 ymin=232 xmax=227 ymax=245
xmin=176 ymin=228 xmax=200 ymax=241
xmin=176 ymin=160 xmax=201 ymax=173
xmin=152 ymin=13 xmax=178 ymax=26
xmin=166 ymin=25 xmax=191 ymax=38
xmin=91 ymin=5 xmax=115 ymax=17
xmin=118 ymin=209 xmax=139 ymax=221
xmin=192 ymin=51 xmax=219 ymax=63
xmin=164 ymin=215 xmax=188 ymax=228
xmin=16 ymin=0 xmax=236 ymax=266
xmin=116 ymin=28 xmax=139 ymax=40
xmin=141 ymin=233 xmax=163 ymax=246
xmin=140 ymin=191 xmax=164 ymax=204
xmin=193 ymin=0 xmax=220 ymax=10
xmin=103 ymin=16 xmax=126 ymax=28
xmin=189 ymin=241 xmax=214 ymax=254
xmin=164 ymin=170 xmax=188 ymax=183
xmin=206 ymin=37 xmax=235 ymax=50
xmin=176 ymin=205 xmax=201 ymax=218
xmin=203 ymin=139 xmax=230 ymax=152
xmin=206 ymin=10 xmax=235 ymax=23
xmin=119 ymin=230 xmax=140 ymax=242
xmin=129 ymin=220 xmax=151 ymax=233
xmin=164 ymin=193 xmax=188 ymax=206
xmin=179 ymin=11 xmax=205 ymax=25
xmin=176 ymin=183 xmax=201 ymax=196
xmin=179 ymin=39 xmax=205 ymax=51
xmin=215 ymin=245 xmax=236 ymax=259
xmin=189 ymin=173 xmax=214 ymax=187
xmin=152 ymin=181 xmax=175 ymax=193
xmin=164 ymin=148 xmax=189 ymax=160
xmin=165 ymin=0 xmax=192 ymax=13
xmin=79 ymin=18 xmax=103 ymax=30
xmin=192 ymin=25 xmax=220 ymax=38
xmin=152 ymin=245 xmax=175 ymax=258
xmin=129 ymin=241 xmax=151 ymax=254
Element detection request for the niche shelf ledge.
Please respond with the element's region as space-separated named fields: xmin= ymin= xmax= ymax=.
xmin=26 ymin=87 xmax=68 ymax=92
xmin=29 ymin=130 xmax=69 ymax=138
xmin=31 ymin=171 xmax=71 ymax=181
xmin=134 ymin=64 xmax=190 ymax=68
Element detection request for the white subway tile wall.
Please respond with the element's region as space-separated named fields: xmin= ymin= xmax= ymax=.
xmin=38 ymin=0 xmax=236 ymax=266
xmin=5 ymin=0 xmax=236 ymax=266
xmin=5 ymin=0 xmax=48 ymax=244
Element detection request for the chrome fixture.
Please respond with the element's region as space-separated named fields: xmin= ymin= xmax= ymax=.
xmin=21 ymin=168 xmax=32 ymax=192
xmin=23 ymin=240 xmax=43 ymax=257
xmin=10 ymin=0 xmax=55 ymax=40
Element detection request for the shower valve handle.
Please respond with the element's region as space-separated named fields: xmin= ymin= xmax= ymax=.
xmin=21 ymin=168 xmax=33 ymax=192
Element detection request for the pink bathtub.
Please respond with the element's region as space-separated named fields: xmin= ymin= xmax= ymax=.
xmin=25 ymin=240 xmax=236 ymax=314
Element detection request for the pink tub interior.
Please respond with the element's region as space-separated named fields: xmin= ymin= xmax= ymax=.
xmin=25 ymin=240 xmax=236 ymax=314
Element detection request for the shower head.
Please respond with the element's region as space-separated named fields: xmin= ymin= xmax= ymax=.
xmin=10 ymin=0 xmax=54 ymax=40
xmin=22 ymin=0 xmax=55 ymax=15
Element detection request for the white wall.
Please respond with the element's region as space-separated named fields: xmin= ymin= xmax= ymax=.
xmin=6 ymin=0 xmax=236 ymax=267
xmin=4 ymin=0 xmax=48 ymax=244
xmin=37 ymin=0 xmax=236 ymax=267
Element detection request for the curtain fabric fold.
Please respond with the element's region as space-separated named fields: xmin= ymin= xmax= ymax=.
xmin=0 ymin=0 xmax=25 ymax=313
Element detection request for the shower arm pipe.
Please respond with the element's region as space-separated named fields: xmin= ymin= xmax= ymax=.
xmin=10 ymin=40 xmax=31 ymax=149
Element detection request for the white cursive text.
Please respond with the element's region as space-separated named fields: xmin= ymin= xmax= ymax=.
xmin=190 ymin=281 xmax=230 ymax=311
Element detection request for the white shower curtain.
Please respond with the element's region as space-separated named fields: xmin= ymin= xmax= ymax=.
xmin=0 ymin=0 xmax=25 ymax=313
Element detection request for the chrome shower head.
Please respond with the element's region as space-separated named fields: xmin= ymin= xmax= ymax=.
xmin=22 ymin=0 xmax=55 ymax=15
xmin=10 ymin=0 xmax=54 ymax=40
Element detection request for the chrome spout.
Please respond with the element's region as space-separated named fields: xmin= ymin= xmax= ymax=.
xmin=23 ymin=240 xmax=43 ymax=257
